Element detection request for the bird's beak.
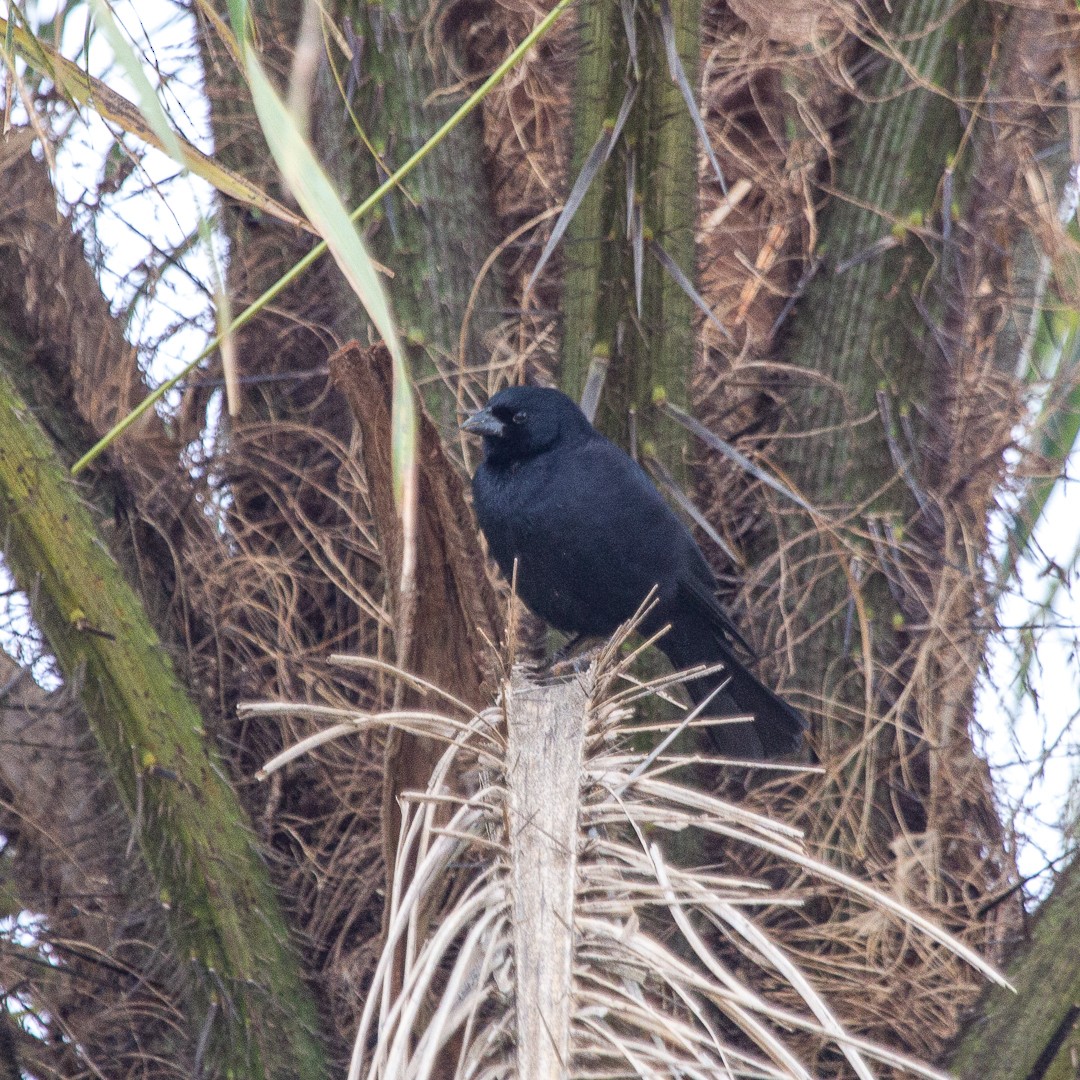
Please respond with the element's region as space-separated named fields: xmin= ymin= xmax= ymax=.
xmin=461 ymin=406 xmax=505 ymax=438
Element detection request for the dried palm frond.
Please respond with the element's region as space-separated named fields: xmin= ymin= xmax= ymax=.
xmin=246 ymin=622 xmax=1007 ymax=1080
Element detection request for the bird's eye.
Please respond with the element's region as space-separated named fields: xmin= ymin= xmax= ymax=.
xmin=512 ymin=411 xmax=527 ymax=425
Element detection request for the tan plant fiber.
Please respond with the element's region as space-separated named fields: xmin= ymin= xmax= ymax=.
xmin=248 ymin=616 xmax=1007 ymax=1079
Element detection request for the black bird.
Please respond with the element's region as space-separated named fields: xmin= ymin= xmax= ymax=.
xmin=462 ymin=385 xmax=805 ymax=759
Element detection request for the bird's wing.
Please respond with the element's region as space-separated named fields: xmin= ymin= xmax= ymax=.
xmin=678 ymin=545 xmax=755 ymax=657
xmin=571 ymin=440 xmax=756 ymax=656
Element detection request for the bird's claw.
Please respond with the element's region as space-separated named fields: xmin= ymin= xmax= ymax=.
xmin=540 ymin=638 xmax=606 ymax=679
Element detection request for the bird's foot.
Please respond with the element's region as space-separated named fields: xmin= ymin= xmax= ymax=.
xmin=538 ymin=636 xmax=606 ymax=680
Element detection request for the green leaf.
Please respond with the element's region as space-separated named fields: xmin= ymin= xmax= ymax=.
xmin=71 ymin=0 xmax=576 ymax=474
xmin=89 ymin=0 xmax=185 ymax=162
xmin=242 ymin=40 xmax=416 ymax=518
xmin=88 ymin=0 xmax=238 ymax=416
xmin=0 ymin=11 xmax=310 ymax=232
xmin=997 ymin=307 xmax=1080 ymax=589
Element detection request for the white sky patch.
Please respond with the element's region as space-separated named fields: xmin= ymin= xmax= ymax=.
xmin=979 ymin=470 xmax=1080 ymax=898
xmin=48 ymin=0 xmax=221 ymax=395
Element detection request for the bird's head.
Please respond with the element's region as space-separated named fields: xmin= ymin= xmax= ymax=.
xmin=461 ymin=386 xmax=593 ymax=465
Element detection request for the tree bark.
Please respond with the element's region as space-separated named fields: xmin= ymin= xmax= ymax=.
xmin=560 ymin=0 xmax=699 ymax=473
xmin=0 ymin=325 xmax=325 ymax=1079
xmin=950 ymin=855 xmax=1080 ymax=1080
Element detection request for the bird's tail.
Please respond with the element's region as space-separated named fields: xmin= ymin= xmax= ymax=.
xmin=660 ymin=629 xmax=806 ymax=760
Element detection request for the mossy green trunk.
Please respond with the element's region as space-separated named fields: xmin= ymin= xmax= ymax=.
xmin=0 ymin=340 xmax=325 ymax=1080
xmin=561 ymin=0 xmax=699 ymax=475
xmin=951 ymin=855 xmax=1080 ymax=1080
xmin=340 ymin=0 xmax=506 ymax=430
xmin=773 ymin=0 xmax=980 ymax=835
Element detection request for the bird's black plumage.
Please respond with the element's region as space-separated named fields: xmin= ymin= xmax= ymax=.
xmin=463 ymin=385 xmax=805 ymax=759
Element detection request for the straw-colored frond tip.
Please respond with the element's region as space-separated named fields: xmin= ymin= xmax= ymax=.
xmin=247 ymin=647 xmax=1006 ymax=1080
